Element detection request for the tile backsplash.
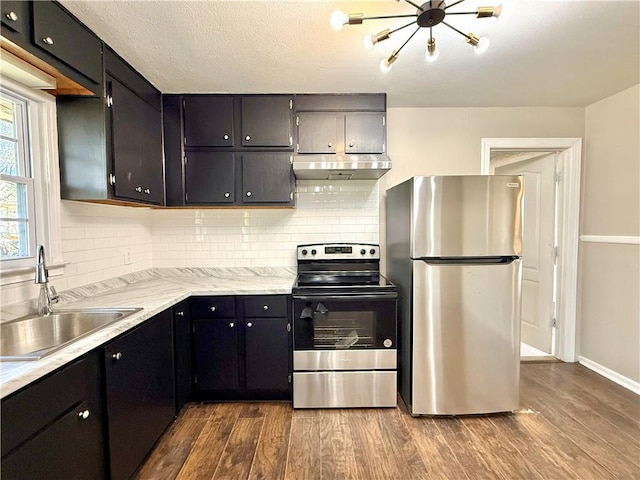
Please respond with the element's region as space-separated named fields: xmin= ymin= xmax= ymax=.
xmin=152 ymin=180 xmax=380 ymax=268
xmin=2 ymin=181 xmax=380 ymax=306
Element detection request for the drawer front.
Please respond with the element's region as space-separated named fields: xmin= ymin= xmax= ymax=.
xmin=1 ymin=351 xmax=100 ymax=457
xmin=191 ymin=296 xmax=236 ymax=318
xmin=244 ymin=295 xmax=288 ymax=318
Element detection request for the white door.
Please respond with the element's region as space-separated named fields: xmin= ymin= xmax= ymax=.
xmin=496 ymin=154 xmax=557 ymax=354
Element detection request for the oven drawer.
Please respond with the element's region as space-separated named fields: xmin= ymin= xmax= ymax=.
xmin=293 ymin=371 xmax=397 ymax=408
xmin=294 ymin=349 xmax=396 ymax=371
xmin=191 ymin=296 xmax=236 ymax=318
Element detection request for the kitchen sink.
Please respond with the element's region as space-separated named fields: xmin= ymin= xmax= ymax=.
xmin=0 ymin=308 xmax=142 ymax=361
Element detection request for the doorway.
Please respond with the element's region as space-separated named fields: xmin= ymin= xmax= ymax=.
xmin=481 ymin=138 xmax=582 ymax=363
xmin=493 ymin=152 xmax=558 ymax=359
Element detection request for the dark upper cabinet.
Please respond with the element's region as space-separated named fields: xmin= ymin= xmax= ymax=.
xmin=32 ymin=1 xmax=102 ymax=85
xmin=295 ymin=94 xmax=386 ymax=155
xmin=241 ymin=153 xmax=294 ymax=204
xmin=57 ymin=45 xmax=164 ymax=206
xmin=1 ymin=352 xmax=106 ymax=480
xmin=344 ymin=112 xmax=386 ymax=153
xmin=103 ymin=310 xmax=175 ymax=480
xmin=184 ymin=151 xmax=236 ymax=204
xmin=109 ymin=74 xmax=163 ymax=203
xmin=1 ymin=1 xmax=103 ymax=96
xmin=241 ymin=96 xmax=293 ymax=147
xmin=184 ymin=96 xmax=235 ymax=147
xmin=165 ymin=94 xmax=295 ymax=207
xmin=1 ymin=1 xmax=29 ymax=35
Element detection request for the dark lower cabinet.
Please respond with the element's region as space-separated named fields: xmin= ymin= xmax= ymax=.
xmin=193 ymin=318 xmax=241 ymax=393
xmin=1 ymin=351 xmax=106 ymax=480
xmin=245 ymin=317 xmax=290 ymax=392
xmin=104 ymin=310 xmax=175 ymax=480
xmin=173 ymin=300 xmax=192 ymax=414
xmin=192 ymin=295 xmax=291 ymax=400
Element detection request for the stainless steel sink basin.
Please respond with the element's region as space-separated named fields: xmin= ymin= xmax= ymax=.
xmin=0 ymin=308 xmax=142 ymax=361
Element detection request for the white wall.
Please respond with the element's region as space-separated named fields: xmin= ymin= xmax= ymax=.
xmin=380 ymin=106 xmax=585 ymax=272
xmin=579 ymin=84 xmax=640 ymax=384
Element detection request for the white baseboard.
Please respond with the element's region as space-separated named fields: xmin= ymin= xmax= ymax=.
xmin=578 ymin=356 xmax=640 ymax=395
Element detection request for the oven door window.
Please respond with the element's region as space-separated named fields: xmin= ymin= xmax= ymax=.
xmin=293 ymin=299 xmax=396 ymax=350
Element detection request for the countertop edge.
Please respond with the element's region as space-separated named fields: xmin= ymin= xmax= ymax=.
xmin=1 ymin=275 xmax=295 ymax=399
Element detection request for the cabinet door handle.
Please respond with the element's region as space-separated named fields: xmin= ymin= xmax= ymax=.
xmin=246 ymin=191 xmax=252 ymax=197
xmin=176 ymin=311 xmax=185 ymax=317
xmin=327 ymin=142 xmax=333 ymax=148
xmin=135 ymin=186 xmax=142 ymax=193
xmin=42 ymin=36 xmax=54 ymax=45
xmin=209 ymin=306 xmax=216 ymax=312
xmin=144 ymin=188 xmax=150 ymax=195
xmin=5 ymin=11 xmax=18 ymax=21
xmin=224 ymin=192 xmax=230 ymax=198
xmin=112 ymin=352 xmax=122 ymax=361
xmin=245 ymin=135 xmax=251 ymax=141
xmin=223 ymin=134 xmax=229 ymax=140
xmin=77 ymin=409 xmax=90 ymax=420
xmin=349 ymin=141 xmax=354 ymax=148
xmin=247 ymin=322 xmax=253 ymax=328
xmin=229 ymin=322 xmax=235 ymax=328
xmin=263 ymin=305 xmax=269 ymax=311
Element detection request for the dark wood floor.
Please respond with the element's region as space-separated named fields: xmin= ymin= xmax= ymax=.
xmin=135 ymin=363 xmax=640 ymax=480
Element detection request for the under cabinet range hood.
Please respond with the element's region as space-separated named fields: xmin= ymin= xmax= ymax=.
xmin=292 ymin=154 xmax=392 ymax=180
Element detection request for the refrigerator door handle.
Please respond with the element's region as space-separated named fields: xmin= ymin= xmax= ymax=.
xmin=418 ymin=256 xmax=519 ymax=265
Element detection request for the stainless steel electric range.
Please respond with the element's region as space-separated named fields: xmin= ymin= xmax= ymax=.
xmin=291 ymin=243 xmax=398 ymax=408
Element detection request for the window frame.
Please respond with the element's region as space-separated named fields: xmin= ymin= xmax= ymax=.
xmin=1 ymin=91 xmax=38 ymax=267
xmin=0 ymin=76 xmax=64 ymax=285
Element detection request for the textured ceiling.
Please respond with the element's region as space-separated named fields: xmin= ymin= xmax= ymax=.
xmin=59 ymin=0 xmax=640 ymax=107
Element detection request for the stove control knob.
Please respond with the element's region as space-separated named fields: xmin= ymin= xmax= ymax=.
xmin=360 ymin=249 xmax=366 ymax=255
xmin=370 ymin=248 xmax=376 ymax=255
xmin=311 ymin=249 xmax=317 ymax=255
xmin=301 ymin=249 xmax=308 ymax=256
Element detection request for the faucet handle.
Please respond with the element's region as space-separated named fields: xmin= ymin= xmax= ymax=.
xmin=49 ymin=285 xmax=60 ymax=304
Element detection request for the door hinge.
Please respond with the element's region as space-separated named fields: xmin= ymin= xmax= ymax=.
xmin=182 ymin=99 xmax=186 ymax=109
xmin=185 ymin=192 xmax=189 ymax=202
xmin=288 ymin=374 xmax=292 ymax=384
xmin=184 ymin=154 xmax=188 ymax=165
xmin=296 ymin=116 xmax=299 ymax=126
xmin=184 ymin=136 xmax=187 ymax=146
xmin=192 ymin=324 xmax=196 ymax=333
xmin=554 ymin=171 xmax=562 ymax=183
xmin=286 ymin=322 xmax=291 ymax=332
xmin=106 ymin=95 xmax=113 ymax=108
xmin=108 ymin=173 xmax=116 ymax=185
xmin=551 ymin=317 xmax=557 ymax=328
xmin=289 ymin=99 xmax=292 ymax=110
xmin=382 ymin=116 xmax=386 ymax=126
xmin=289 ymin=155 xmax=293 ymax=165
xmin=289 ymin=136 xmax=293 ymax=146
xmin=194 ymin=375 xmax=198 ymax=385
xmin=290 ymin=192 xmax=293 ymax=201
xmin=553 ymin=245 xmax=559 ymax=259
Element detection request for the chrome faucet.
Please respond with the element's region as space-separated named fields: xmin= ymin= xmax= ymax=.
xmin=35 ymin=245 xmax=59 ymax=315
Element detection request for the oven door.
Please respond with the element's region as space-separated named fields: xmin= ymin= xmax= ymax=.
xmin=292 ymin=296 xmax=397 ymax=351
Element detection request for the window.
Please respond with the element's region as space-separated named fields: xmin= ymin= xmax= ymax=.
xmin=0 ymin=75 xmax=63 ymax=282
xmin=1 ymin=92 xmax=36 ymax=266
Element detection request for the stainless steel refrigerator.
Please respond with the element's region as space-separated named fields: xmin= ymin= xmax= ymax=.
xmin=386 ymin=175 xmax=523 ymax=415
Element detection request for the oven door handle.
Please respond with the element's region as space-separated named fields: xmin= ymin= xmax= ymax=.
xmin=292 ymin=293 xmax=398 ymax=301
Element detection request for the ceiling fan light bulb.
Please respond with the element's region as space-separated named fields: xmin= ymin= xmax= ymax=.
xmin=330 ymin=10 xmax=348 ymax=30
xmin=474 ymin=36 xmax=490 ymax=54
xmin=380 ymin=51 xmax=398 ymax=73
xmin=426 ymin=37 xmax=440 ymax=62
xmin=364 ymin=34 xmax=375 ymax=49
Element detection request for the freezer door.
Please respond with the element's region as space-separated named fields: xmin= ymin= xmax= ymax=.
xmin=411 ymin=175 xmax=523 ymax=258
xmin=410 ymin=259 xmax=522 ymax=415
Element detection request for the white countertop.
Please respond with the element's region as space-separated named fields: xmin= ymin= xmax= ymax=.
xmin=0 ymin=267 xmax=296 ymax=399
